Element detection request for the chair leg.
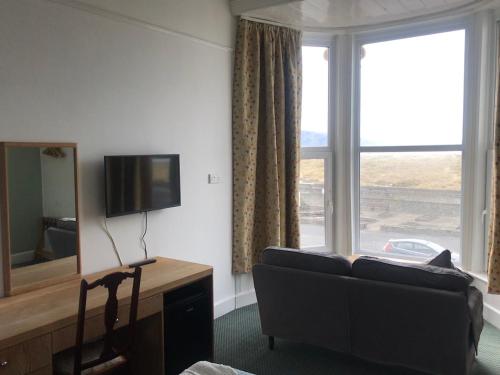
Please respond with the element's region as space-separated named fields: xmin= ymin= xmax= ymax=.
xmin=268 ymin=336 xmax=275 ymax=350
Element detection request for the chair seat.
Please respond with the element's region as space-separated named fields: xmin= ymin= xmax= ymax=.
xmin=54 ymin=340 xmax=128 ymax=375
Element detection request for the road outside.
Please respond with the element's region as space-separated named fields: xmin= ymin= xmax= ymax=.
xmin=300 ymin=222 xmax=460 ymax=261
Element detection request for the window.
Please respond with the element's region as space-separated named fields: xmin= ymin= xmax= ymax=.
xmin=354 ymin=30 xmax=466 ymax=263
xmin=299 ymin=45 xmax=332 ymax=251
xmin=299 ymin=19 xmax=490 ymax=271
xmin=301 ymin=46 xmax=329 ymax=147
xmin=300 ymin=159 xmax=326 ymax=248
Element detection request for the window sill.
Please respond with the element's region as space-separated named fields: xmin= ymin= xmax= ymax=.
xmin=469 ymin=271 xmax=488 ymax=283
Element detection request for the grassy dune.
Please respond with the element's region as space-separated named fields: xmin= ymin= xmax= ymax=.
xmin=300 ymin=153 xmax=461 ymax=191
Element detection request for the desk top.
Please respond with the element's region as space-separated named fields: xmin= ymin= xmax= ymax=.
xmin=11 ymin=255 xmax=78 ymax=293
xmin=0 ymin=257 xmax=212 ymax=350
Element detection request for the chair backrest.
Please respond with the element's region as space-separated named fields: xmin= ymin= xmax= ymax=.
xmin=73 ymin=267 xmax=142 ymax=375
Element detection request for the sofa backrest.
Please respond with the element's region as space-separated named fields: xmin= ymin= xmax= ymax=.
xmin=253 ymin=263 xmax=352 ymax=353
xmin=352 ymin=256 xmax=473 ymax=292
xmin=262 ymin=247 xmax=352 ymax=276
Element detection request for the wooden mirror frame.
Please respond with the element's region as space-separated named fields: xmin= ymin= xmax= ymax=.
xmin=0 ymin=142 xmax=81 ymax=296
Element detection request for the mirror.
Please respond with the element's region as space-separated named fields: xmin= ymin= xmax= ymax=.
xmin=0 ymin=143 xmax=80 ymax=295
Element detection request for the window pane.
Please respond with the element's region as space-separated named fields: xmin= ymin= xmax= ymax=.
xmin=360 ymin=30 xmax=465 ymax=146
xmin=302 ymin=46 xmax=329 ymax=147
xmin=357 ymin=152 xmax=462 ymax=263
xmin=300 ymin=159 xmax=326 ymax=248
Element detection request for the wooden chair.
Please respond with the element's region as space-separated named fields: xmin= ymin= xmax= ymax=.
xmin=54 ymin=267 xmax=142 ymax=375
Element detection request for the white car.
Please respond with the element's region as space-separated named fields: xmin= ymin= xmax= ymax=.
xmin=383 ymin=239 xmax=460 ymax=263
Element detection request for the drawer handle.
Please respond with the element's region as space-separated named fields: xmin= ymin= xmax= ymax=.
xmin=0 ymin=360 xmax=8 ymax=367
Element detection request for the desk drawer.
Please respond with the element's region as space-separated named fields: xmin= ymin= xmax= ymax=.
xmin=0 ymin=335 xmax=51 ymax=375
xmin=52 ymin=294 xmax=162 ymax=353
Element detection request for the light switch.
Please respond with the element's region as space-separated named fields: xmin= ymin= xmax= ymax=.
xmin=208 ymin=174 xmax=222 ymax=184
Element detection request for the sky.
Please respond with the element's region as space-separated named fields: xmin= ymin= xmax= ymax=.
xmin=302 ymin=46 xmax=329 ymax=145
xmin=301 ymin=29 xmax=466 ymax=147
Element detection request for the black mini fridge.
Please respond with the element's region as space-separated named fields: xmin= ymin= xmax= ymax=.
xmin=164 ymin=279 xmax=213 ymax=375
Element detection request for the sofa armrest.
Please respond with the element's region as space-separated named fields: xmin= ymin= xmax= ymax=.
xmin=467 ymin=286 xmax=484 ymax=352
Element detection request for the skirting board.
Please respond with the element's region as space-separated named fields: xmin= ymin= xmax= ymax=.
xmin=11 ymin=250 xmax=35 ymax=266
xmin=472 ymin=275 xmax=500 ymax=330
xmin=484 ymin=302 xmax=500 ymax=330
xmin=214 ymin=289 xmax=257 ymax=319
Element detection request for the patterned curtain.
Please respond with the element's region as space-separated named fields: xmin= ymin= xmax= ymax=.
xmin=488 ymin=45 xmax=500 ymax=294
xmin=232 ymin=19 xmax=302 ymax=274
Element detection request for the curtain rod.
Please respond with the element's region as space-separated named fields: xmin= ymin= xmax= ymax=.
xmin=240 ymin=15 xmax=302 ymax=31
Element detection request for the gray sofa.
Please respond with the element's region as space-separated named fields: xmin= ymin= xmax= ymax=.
xmin=47 ymin=227 xmax=77 ymax=258
xmin=253 ymin=247 xmax=484 ymax=375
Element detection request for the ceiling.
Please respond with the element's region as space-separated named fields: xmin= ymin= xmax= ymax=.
xmin=231 ymin=0 xmax=495 ymax=30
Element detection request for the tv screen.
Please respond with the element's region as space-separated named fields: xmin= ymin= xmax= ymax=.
xmin=104 ymin=154 xmax=181 ymax=218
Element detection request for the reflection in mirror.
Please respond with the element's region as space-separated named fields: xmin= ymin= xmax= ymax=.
xmin=6 ymin=146 xmax=78 ymax=290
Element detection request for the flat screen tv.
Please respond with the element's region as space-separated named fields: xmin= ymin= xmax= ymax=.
xmin=104 ymin=154 xmax=181 ymax=218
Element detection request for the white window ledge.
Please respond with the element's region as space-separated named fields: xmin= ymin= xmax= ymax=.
xmin=469 ymin=271 xmax=488 ymax=283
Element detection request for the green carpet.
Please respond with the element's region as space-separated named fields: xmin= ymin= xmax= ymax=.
xmin=215 ymin=304 xmax=500 ymax=375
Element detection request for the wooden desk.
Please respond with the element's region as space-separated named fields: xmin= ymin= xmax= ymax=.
xmin=0 ymin=257 xmax=213 ymax=375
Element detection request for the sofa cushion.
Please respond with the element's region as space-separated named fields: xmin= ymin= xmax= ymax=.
xmin=426 ymin=250 xmax=475 ymax=285
xmin=261 ymin=247 xmax=352 ymax=276
xmin=427 ymin=249 xmax=453 ymax=268
xmin=352 ymin=256 xmax=473 ymax=292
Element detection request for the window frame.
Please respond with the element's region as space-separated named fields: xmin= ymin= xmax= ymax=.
xmin=300 ymin=13 xmax=494 ymax=272
xmin=481 ymin=18 xmax=499 ymax=272
xmin=351 ymin=19 xmax=475 ymax=265
xmin=300 ymin=38 xmax=335 ymax=252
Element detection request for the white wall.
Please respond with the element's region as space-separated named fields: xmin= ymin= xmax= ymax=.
xmin=40 ymin=147 xmax=76 ymax=218
xmin=76 ymin=0 xmax=235 ymax=48
xmin=473 ymin=277 xmax=500 ymax=329
xmin=0 ymin=0 xmax=236 ymax=308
